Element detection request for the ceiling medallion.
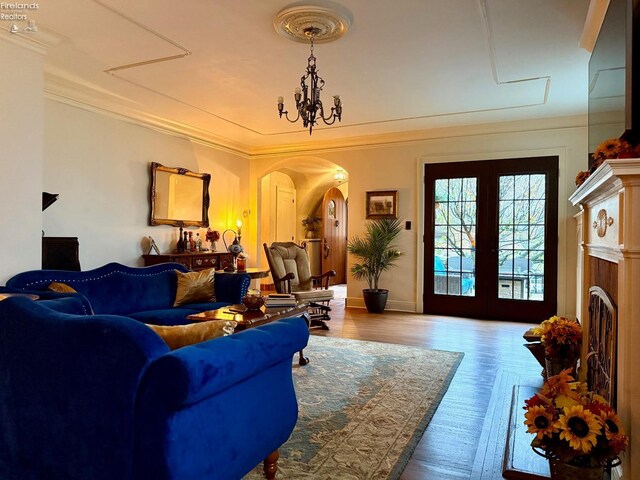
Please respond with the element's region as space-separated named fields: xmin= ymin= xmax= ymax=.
xmin=273 ymin=3 xmax=353 ymax=44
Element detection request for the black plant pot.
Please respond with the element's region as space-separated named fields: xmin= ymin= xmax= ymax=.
xmin=363 ymin=289 xmax=389 ymax=313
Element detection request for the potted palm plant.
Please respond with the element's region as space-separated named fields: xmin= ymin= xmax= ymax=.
xmin=347 ymin=217 xmax=403 ymax=313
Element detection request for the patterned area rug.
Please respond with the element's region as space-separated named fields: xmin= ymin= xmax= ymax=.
xmin=244 ymin=335 xmax=463 ymax=480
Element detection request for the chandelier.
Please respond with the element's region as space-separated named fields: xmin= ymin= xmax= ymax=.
xmin=277 ymin=27 xmax=343 ymax=135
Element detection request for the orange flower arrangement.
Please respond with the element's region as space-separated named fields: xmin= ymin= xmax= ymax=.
xmin=577 ymin=138 xmax=639 ymax=187
xmin=524 ymin=370 xmax=628 ymax=467
xmin=592 ymin=138 xmax=632 ymax=162
xmin=575 ymin=170 xmax=590 ymax=187
xmin=533 ymin=316 xmax=582 ymax=359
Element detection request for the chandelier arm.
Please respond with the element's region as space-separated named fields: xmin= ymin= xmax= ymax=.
xmin=282 ymin=110 xmax=301 ymax=123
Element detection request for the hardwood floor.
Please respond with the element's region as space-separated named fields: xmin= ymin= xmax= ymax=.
xmin=312 ymin=288 xmax=543 ymax=480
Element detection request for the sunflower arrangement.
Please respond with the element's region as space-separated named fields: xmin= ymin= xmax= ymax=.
xmin=533 ymin=316 xmax=582 ymax=359
xmin=577 ymin=138 xmax=639 ymax=187
xmin=592 ymin=138 xmax=632 ymax=162
xmin=524 ymin=369 xmax=628 ymax=467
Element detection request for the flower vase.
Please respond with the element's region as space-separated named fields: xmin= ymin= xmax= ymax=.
xmin=544 ymin=355 xmax=577 ymax=380
xmin=549 ymin=459 xmax=603 ymax=480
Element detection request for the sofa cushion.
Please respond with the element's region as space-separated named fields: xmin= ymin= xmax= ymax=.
xmin=145 ymin=320 xmax=237 ymax=350
xmin=174 ymin=269 xmax=216 ymax=307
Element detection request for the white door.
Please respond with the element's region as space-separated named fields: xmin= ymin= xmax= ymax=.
xmin=276 ymin=187 xmax=296 ymax=242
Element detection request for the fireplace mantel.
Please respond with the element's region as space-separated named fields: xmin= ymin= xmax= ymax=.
xmin=570 ymin=159 xmax=640 ymax=479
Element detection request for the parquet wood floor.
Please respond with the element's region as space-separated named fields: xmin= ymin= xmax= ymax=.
xmin=311 ymin=290 xmax=543 ymax=480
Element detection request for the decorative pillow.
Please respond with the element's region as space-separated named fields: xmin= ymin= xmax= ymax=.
xmin=146 ymin=320 xmax=237 ymax=350
xmin=48 ymin=282 xmax=77 ymax=293
xmin=173 ymin=268 xmax=216 ymax=307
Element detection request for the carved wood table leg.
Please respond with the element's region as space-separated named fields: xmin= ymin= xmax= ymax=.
xmin=264 ymin=449 xmax=279 ymax=480
xmin=299 ymin=348 xmax=310 ymax=366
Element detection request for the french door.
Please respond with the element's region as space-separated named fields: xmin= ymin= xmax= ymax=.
xmin=423 ymin=157 xmax=558 ymax=322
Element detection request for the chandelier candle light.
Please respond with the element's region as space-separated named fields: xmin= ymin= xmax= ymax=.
xmin=277 ymin=27 xmax=342 ymax=135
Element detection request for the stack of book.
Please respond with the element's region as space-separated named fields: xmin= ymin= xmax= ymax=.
xmin=264 ymin=293 xmax=297 ymax=308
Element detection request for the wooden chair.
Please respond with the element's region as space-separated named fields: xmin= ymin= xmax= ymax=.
xmin=263 ymin=242 xmax=336 ymax=329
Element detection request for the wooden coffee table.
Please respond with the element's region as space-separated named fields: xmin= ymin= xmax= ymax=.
xmin=187 ymin=304 xmax=310 ymax=365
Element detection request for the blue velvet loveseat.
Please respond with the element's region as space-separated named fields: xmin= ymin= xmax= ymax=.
xmin=6 ymin=262 xmax=250 ymax=325
xmin=0 ymin=293 xmax=309 ymax=480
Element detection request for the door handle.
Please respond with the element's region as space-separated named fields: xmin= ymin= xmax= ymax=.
xmin=323 ymin=238 xmax=330 ymax=258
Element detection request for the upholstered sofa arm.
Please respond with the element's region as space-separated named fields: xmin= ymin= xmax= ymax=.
xmin=0 ymin=298 xmax=169 ymax=479
xmin=140 ymin=316 xmax=309 ymax=407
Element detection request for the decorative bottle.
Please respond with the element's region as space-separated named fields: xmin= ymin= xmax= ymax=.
xmin=177 ymin=227 xmax=184 ymax=253
xmin=188 ymin=231 xmax=195 ymax=251
xmin=195 ymin=233 xmax=202 ymax=251
xmin=183 ymin=231 xmax=189 ymax=251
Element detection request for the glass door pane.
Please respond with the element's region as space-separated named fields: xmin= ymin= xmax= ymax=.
xmin=497 ymin=174 xmax=546 ymax=301
xmin=433 ymin=177 xmax=477 ymax=297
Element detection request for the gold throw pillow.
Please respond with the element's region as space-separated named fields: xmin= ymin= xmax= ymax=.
xmin=146 ymin=320 xmax=237 ymax=350
xmin=48 ymin=282 xmax=77 ymax=293
xmin=173 ymin=269 xmax=216 ymax=307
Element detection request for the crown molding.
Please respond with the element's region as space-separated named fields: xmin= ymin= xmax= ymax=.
xmin=44 ymin=72 xmax=252 ymax=158
xmin=0 ymin=26 xmax=60 ymax=55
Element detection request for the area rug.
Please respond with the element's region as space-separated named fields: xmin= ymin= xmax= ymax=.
xmin=244 ymin=335 xmax=464 ymax=480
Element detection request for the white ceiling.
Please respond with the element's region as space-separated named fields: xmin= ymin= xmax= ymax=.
xmin=24 ymin=0 xmax=591 ymax=152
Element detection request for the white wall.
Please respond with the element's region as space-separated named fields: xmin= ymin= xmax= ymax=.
xmin=252 ymin=117 xmax=588 ymax=317
xmin=0 ymin=36 xmax=44 ymax=283
xmin=43 ymin=100 xmax=250 ymax=269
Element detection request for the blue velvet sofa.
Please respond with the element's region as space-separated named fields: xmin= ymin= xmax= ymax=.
xmin=6 ymin=262 xmax=251 ymax=326
xmin=0 ymin=294 xmax=309 ymax=480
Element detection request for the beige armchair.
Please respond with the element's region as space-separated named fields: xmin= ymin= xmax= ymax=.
xmin=263 ymin=242 xmax=336 ymax=329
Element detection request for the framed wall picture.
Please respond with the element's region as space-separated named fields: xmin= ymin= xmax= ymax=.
xmin=366 ymin=190 xmax=398 ymax=219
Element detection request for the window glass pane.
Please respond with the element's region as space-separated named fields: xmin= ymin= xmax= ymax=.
xmin=448 ymin=203 xmax=461 ymax=226
xmin=513 ymin=201 xmax=529 ymax=224
xmin=433 ymin=176 xmax=477 ymax=297
xmin=514 ymin=176 xmax=530 ymax=200
xmin=434 ymin=226 xmax=448 ymax=248
xmin=529 ymin=175 xmax=546 ymax=199
xmin=448 ymin=226 xmax=463 ymax=250
xmin=461 ymin=226 xmax=476 ymax=250
xmin=529 ymin=199 xmax=545 ymax=224
xmin=497 ymin=173 xmax=547 ymax=302
xmin=500 ymin=175 xmax=515 ymax=200
xmin=500 ymin=200 xmax=514 ymax=225
xmin=500 ymin=227 xmax=514 ymax=251
xmin=463 ymin=177 xmax=477 ymax=200
xmin=449 ymin=178 xmax=462 ymax=199
xmin=514 ymin=226 xmax=529 ymax=250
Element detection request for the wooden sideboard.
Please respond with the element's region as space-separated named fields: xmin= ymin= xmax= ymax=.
xmin=142 ymin=252 xmax=234 ymax=271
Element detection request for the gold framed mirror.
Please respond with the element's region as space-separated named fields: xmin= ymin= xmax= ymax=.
xmin=149 ymin=162 xmax=211 ymax=227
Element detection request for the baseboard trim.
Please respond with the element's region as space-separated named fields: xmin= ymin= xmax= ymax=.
xmin=345 ymin=297 xmax=416 ymax=312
